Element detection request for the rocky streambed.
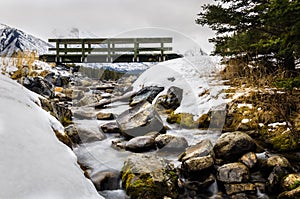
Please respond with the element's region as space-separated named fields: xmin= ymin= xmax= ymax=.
xmin=14 ymin=59 xmax=300 ymax=199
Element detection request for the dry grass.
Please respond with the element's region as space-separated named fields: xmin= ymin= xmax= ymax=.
xmin=1 ymin=50 xmax=38 ymax=76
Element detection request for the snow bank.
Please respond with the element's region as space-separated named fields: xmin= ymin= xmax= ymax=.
xmin=132 ymin=56 xmax=226 ymax=117
xmin=0 ymin=74 xmax=103 ymax=199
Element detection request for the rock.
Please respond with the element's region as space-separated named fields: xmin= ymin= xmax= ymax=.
xmin=166 ymin=112 xmax=197 ymax=129
xmin=54 ymin=76 xmax=70 ymax=87
xmin=281 ymin=174 xmax=300 ymax=191
xmin=224 ymin=183 xmax=256 ymax=195
xmin=267 ymin=155 xmax=292 ymax=169
xmin=21 ymin=76 xmax=54 ymax=98
xmin=125 ymin=136 xmax=156 ymax=152
xmin=91 ymin=171 xmax=120 ymax=191
xmin=182 ymin=155 xmax=214 ymax=172
xmin=183 ymin=174 xmax=216 ymax=192
xmin=145 ymin=131 xmax=160 ymax=139
xmin=156 ymin=86 xmax=183 ymax=110
xmin=73 ymin=110 xmax=95 ymax=120
xmin=213 ymin=131 xmax=257 ymax=162
xmin=217 ymin=163 xmax=250 ymax=183
xmin=179 ymin=139 xmax=214 ymax=162
xmin=239 ymin=152 xmax=257 ymax=169
xmin=267 ymin=165 xmax=290 ymax=193
xmin=121 ymin=154 xmax=178 ymax=199
xmin=75 ymin=94 xmax=102 ymax=107
xmin=63 ymin=89 xmax=85 ymax=100
xmin=40 ymin=98 xmax=73 ymax=126
xmin=278 ymin=186 xmax=300 ymax=199
xmin=65 ymin=124 xmax=105 ymax=144
xmin=155 ymin=134 xmax=188 ymax=152
xmin=116 ymin=101 xmax=164 ymax=139
xmin=129 ymin=86 xmax=164 ymax=106
xmin=230 ymin=193 xmax=249 ymax=199
xmin=197 ymin=113 xmax=211 ymax=128
xmin=100 ymin=122 xmax=121 ymax=134
xmin=96 ymin=112 xmax=114 ymax=120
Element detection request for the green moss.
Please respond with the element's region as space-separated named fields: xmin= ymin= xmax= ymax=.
xmin=270 ymin=130 xmax=299 ymax=151
xmin=289 ymin=180 xmax=300 ymax=190
xmin=167 ymin=112 xmax=197 ymax=129
xmin=60 ymin=116 xmax=73 ymax=127
xmin=274 ymin=76 xmax=300 ymax=90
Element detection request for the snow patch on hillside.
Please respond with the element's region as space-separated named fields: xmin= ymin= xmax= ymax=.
xmin=0 ymin=74 xmax=103 ymax=199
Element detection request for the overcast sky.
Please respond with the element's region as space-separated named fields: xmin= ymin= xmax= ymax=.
xmin=1 ymin=0 xmax=215 ymax=53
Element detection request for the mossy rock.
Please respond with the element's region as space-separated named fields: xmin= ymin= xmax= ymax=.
xmin=166 ymin=112 xmax=197 ymax=129
xmin=121 ymin=154 xmax=178 ymax=199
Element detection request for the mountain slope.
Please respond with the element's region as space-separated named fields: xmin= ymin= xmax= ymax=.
xmin=0 ymin=23 xmax=52 ymax=56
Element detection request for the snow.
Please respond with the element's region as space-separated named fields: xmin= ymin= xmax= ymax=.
xmin=132 ymin=56 xmax=226 ymax=117
xmin=79 ymin=62 xmax=154 ymax=72
xmin=241 ymin=119 xmax=251 ymax=123
xmin=268 ymin=122 xmax=287 ymax=128
xmin=0 ymin=23 xmax=52 ymax=56
xmin=237 ymin=103 xmax=253 ymax=109
xmin=0 ymin=74 xmax=103 ymax=199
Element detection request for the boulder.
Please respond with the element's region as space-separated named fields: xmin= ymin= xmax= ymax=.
xmin=217 ymin=163 xmax=250 ymax=183
xmin=116 ymin=101 xmax=164 ymax=139
xmin=239 ymin=152 xmax=257 ymax=169
xmin=65 ymin=124 xmax=105 ymax=144
xmin=73 ymin=110 xmax=95 ymax=120
xmin=179 ymin=139 xmax=214 ymax=162
xmin=75 ymin=94 xmax=102 ymax=107
xmin=91 ymin=171 xmax=120 ymax=191
xmin=267 ymin=155 xmax=292 ymax=169
xmin=281 ymin=174 xmax=300 ymax=191
xmin=129 ymin=86 xmax=164 ymax=106
xmin=155 ymin=134 xmax=188 ymax=152
xmin=125 ymin=136 xmax=156 ymax=152
xmin=156 ymin=86 xmax=183 ymax=110
xmin=267 ymin=165 xmax=290 ymax=193
xmin=21 ymin=76 xmax=54 ymax=98
xmin=183 ymin=174 xmax=216 ymax=193
xmin=96 ymin=112 xmax=114 ymax=120
xmin=213 ymin=131 xmax=257 ymax=162
xmin=223 ymin=183 xmax=256 ymax=195
xmin=121 ymin=154 xmax=178 ymax=199
xmin=278 ymin=186 xmax=300 ymax=199
xmin=100 ymin=122 xmax=121 ymax=134
xmin=182 ymin=155 xmax=214 ymax=172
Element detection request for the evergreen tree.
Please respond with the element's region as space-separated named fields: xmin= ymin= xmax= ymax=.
xmin=197 ymin=0 xmax=300 ymax=72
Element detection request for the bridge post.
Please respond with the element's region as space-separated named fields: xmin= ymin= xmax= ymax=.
xmin=81 ymin=39 xmax=86 ymax=63
xmin=160 ymin=42 xmax=165 ymax=61
xmin=133 ymin=39 xmax=139 ymax=62
xmin=55 ymin=40 xmax=60 ymax=63
xmin=107 ymin=40 xmax=111 ymax=63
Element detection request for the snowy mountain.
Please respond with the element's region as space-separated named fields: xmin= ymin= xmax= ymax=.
xmin=52 ymin=27 xmax=98 ymax=38
xmin=0 ymin=23 xmax=52 ymax=56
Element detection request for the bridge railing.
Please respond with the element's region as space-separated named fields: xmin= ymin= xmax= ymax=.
xmin=45 ymin=37 xmax=175 ymax=63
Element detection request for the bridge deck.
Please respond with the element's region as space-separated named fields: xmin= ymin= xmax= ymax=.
xmin=39 ymin=37 xmax=182 ymax=63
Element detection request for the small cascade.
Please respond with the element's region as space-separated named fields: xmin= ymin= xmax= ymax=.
xmin=257 ymin=187 xmax=269 ymax=199
xmin=208 ymin=181 xmax=223 ymax=199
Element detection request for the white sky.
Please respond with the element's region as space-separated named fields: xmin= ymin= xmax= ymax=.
xmin=1 ymin=0 xmax=215 ymax=53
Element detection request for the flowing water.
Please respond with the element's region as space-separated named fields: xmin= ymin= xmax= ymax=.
xmin=72 ymin=57 xmax=231 ymax=198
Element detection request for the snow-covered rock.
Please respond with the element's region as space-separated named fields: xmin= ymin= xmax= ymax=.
xmin=0 ymin=23 xmax=52 ymax=56
xmin=132 ymin=56 xmax=226 ymax=117
xmin=0 ymin=74 xmax=103 ymax=199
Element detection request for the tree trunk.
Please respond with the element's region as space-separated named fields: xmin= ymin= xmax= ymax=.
xmin=282 ymin=52 xmax=296 ymax=77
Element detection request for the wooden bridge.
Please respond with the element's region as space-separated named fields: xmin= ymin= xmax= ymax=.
xmin=39 ymin=37 xmax=182 ymax=63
